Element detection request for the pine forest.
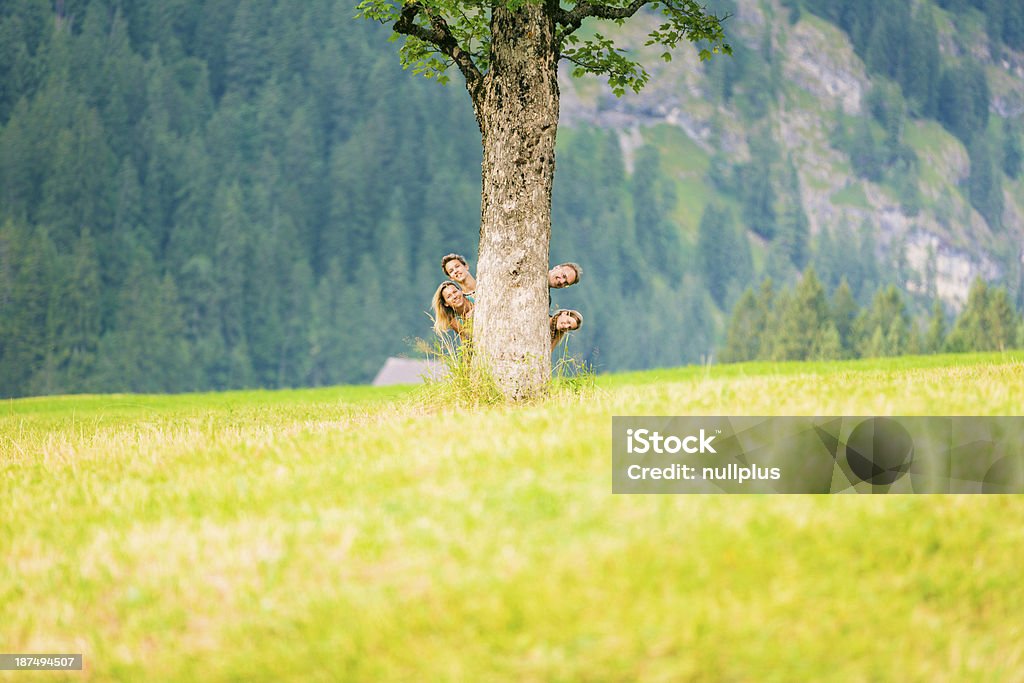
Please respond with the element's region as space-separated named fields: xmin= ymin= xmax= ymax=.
xmin=1 ymin=0 xmax=1023 ymax=398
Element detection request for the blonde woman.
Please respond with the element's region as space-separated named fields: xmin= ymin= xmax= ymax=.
xmin=432 ymin=280 xmax=475 ymax=341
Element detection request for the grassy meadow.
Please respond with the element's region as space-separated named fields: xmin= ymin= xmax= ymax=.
xmin=2 ymin=352 xmax=1024 ymax=681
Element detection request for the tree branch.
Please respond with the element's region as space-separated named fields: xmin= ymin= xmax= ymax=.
xmin=555 ymin=0 xmax=651 ymax=38
xmin=561 ymin=52 xmax=604 ymax=72
xmin=394 ymin=2 xmax=484 ymax=96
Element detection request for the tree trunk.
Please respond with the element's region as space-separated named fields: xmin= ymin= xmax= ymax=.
xmin=472 ymin=4 xmax=559 ymax=401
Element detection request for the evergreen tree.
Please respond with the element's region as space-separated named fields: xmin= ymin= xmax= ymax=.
xmin=97 ymin=10 xmax=148 ymax=163
xmin=37 ymin=103 xmax=115 ymax=251
xmin=771 ymin=267 xmax=831 ymax=361
xmin=177 ymin=253 xmax=224 ymax=391
xmin=375 ymin=191 xmax=417 ymax=346
xmin=0 ymin=12 xmax=33 ymax=122
xmin=97 ymin=158 xmax=145 ymax=326
xmin=211 ymin=181 xmax=254 ymax=388
xmin=904 ymin=4 xmax=940 ymax=117
xmin=946 ymin=278 xmax=990 ymax=352
xmin=813 ymin=222 xmax=842 ymax=292
xmin=631 ymin=278 xmax=688 ymax=368
xmin=281 ymin=101 xmax=328 ymax=263
xmin=854 ymin=285 xmax=910 ymax=357
xmin=777 ymin=157 xmax=810 ymax=269
xmin=244 ymin=205 xmax=290 ymax=388
xmin=697 ymin=204 xmax=750 ymax=308
xmin=719 ymin=287 xmax=760 ymax=363
xmin=277 ymin=260 xmax=314 ymax=387
xmin=307 ymin=261 xmax=339 ymax=387
xmin=678 ymin=275 xmax=717 ymax=365
xmin=864 ymin=3 xmax=910 ymax=85
xmin=225 ymin=0 xmax=273 ymax=98
xmin=631 ymin=145 xmax=682 ymax=276
xmin=864 ymin=324 xmax=887 ymax=358
xmin=967 ymin=136 xmax=1004 ymax=230
xmin=937 ymin=61 xmax=990 ymax=144
xmin=1002 ymin=117 xmax=1022 ymax=179
xmin=326 ymin=125 xmax=385 ymax=272
xmin=348 ymin=254 xmax=398 ymax=382
xmin=985 ymin=287 xmax=1019 ymax=351
xmin=853 ymin=223 xmax=880 ymax=303
xmin=762 ymin=239 xmax=796 ymax=290
xmin=830 ymin=277 xmax=860 ymax=356
xmin=751 ymin=278 xmax=776 ymax=359
xmin=848 ymin=116 xmax=882 ymax=181
xmin=112 ymin=158 xmax=145 ymax=242
xmin=57 ymin=227 xmax=102 ymax=392
xmin=810 ymin=322 xmax=843 ymax=361
xmin=780 ymin=0 xmax=801 ymax=24
xmin=924 ymin=299 xmax=947 ymax=354
xmin=166 ymin=135 xmax=215 ymax=272
xmin=94 ymin=249 xmax=191 ymax=393
xmin=582 ymin=134 xmax=642 ymax=294
xmin=894 ymin=167 xmax=921 ymax=217
xmin=0 ymin=222 xmax=55 ymax=397
xmin=1003 ymin=0 xmax=1024 ymax=51
xmin=738 ymin=134 xmax=778 ymax=239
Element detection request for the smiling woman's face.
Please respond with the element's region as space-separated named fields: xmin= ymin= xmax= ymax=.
xmin=442 ymin=284 xmax=464 ymax=308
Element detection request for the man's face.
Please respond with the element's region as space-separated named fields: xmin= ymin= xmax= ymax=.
xmin=555 ymin=311 xmax=579 ymax=331
xmin=549 ymin=264 xmax=577 ymax=288
xmin=445 ymin=259 xmax=468 ymax=282
xmin=442 ymin=284 xmax=465 ymax=308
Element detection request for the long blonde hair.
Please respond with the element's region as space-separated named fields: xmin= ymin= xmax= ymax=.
xmin=432 ymin=280 xmax=472 ymax=337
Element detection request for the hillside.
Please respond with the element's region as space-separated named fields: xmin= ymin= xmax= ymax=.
xmin=558 ymin=0 xmax=1024 ymax=305
xmin=3 ymin=353 xmax=1024 ymax=679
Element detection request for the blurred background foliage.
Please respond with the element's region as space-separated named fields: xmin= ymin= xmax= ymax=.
xmin=1 ymin=0 xmax=1022 ymax=397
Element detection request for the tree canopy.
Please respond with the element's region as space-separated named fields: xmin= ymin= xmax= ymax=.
xmin=356 ymin=0 xmax=731 ymax=97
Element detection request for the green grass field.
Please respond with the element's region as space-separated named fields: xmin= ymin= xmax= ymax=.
xmin=3 ymin=352 xmax=1024 ymax=681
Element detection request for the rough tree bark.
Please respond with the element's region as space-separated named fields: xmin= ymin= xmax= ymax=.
xmin=472 ymin=5 xmax=559 ymax=400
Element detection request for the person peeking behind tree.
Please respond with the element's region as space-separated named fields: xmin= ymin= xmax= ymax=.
xmin=440 ymin=253 xmax=477 ymax=300
xmin=432 ymin=280 xmax=475 ymax=342
xmin=548 ymin=262 xmax=582 ymax=289
xmin=548 ymin=261 xmax=582 ymax=308
xmin=550 ymin=309 xmax=583 ymax=351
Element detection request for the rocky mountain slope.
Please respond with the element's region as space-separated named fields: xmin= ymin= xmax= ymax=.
xmin=557 ymin=0 xmax=1024 ymax=306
